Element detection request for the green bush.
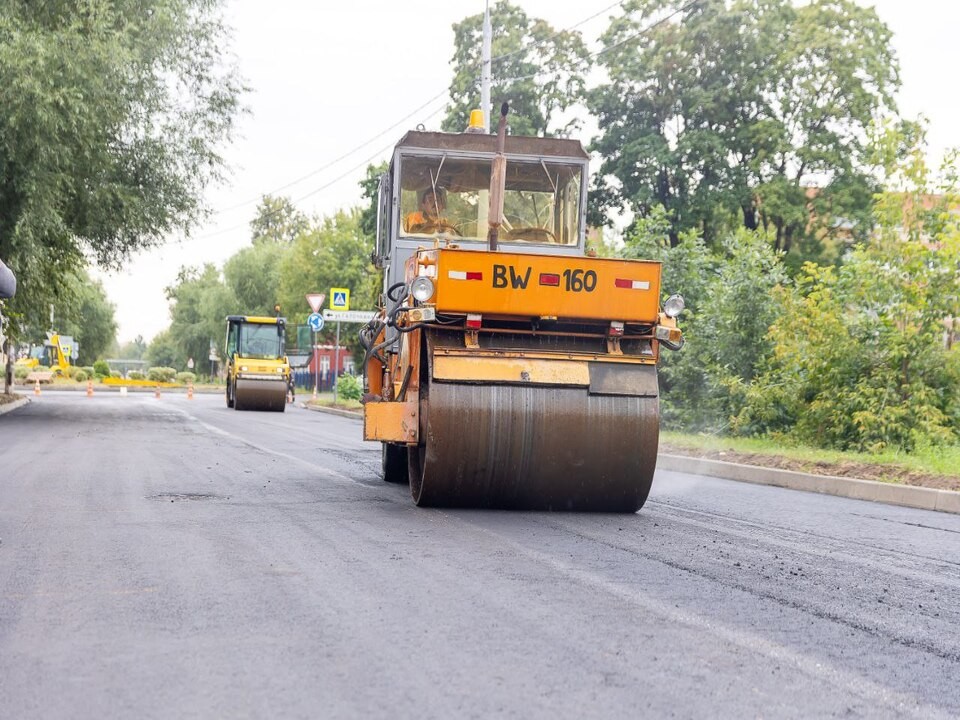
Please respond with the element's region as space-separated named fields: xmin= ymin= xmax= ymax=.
xmin=337 ymin=373 xmax=362 ymax=401
xmin=82 ymin=366 xmax=95 ymax=377
xmin=147 ymin=366 xmax=177 ymax=382
xmin=110 ymin=371 xmax=121 ymax=378
xmin=129 ymin=371 xmax=145 ymax=380
xmin=14 ymin=365 xmax=29 ymax=380
xmin=176 ymin=371 xmax=197 ymax=384
xmin=93 ymin=359 xmax=111 ymax=377
xmin=73 ymin=370 xmax=88 ymax=382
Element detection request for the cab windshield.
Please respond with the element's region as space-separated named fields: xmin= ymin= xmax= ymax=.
xmin=239 ymin=324 xmax=283 ymax=359
xmin=398 ymin=154 xmax=583 ymax=246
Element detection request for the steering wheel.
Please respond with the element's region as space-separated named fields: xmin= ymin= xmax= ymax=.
xmin=505 ymin=227 xmax=556 ymax=243
xmin=411 ymin=220 xmax=461 ymax=236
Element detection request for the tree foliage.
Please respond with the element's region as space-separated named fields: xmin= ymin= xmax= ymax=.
xmin=626 ymin=213 xmax=786 ymax=430
xmin=59 ymin=270 xmax=117 ymax=365
xmin=590 ymin=0 xmax=898 ymax=258
xmin=223 ymin=241 xmax=285 ymax=317
xmin=442 ymin=0 xmax=589 ymax=137
xmin=277 ymin=209 xmax=378 ymax=357
xmin=249 ymin=195 xmax=310 ymax=245
xmin=164 ymin=264 xmax=236 ymax=371
xmin=737 ymin=129 xmax=960 ymax=451
xmin=0 ymin=0 xmax=243 ymax=333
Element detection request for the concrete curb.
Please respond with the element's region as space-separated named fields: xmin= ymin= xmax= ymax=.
xmin=301 ymin=402 xmax=362 ymax=420
xmin=0 ymin=396 xmax=30 ymax=416
xmin=297 ymin=404 xmax=960 ymax=516
xmin=658 ymin=454 xmax=960 ymax=515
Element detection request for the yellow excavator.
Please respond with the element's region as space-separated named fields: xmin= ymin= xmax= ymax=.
xmin=224 ymin=315 xmax=290 ymax=412
xmin=16 ymin=332 xmax=78 ymax=376
xmin=360 ymin=106 xmax=684 ymax=512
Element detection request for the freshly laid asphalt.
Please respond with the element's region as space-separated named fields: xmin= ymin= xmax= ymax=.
xmin=2 ymin=391 xmax=959 ymax=719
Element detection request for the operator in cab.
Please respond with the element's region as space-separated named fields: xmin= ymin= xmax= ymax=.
xmin=404 ymin=186 xmax=455 ymax=234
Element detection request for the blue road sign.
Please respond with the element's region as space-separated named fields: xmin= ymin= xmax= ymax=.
xmin=307 ymin=312 xmax=324 ymax=332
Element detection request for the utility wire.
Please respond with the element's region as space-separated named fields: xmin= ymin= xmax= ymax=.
xmin=198 ymin=0 xmax=700 ymax=239
xmin=212 ymin=90 xmax=449 ymax=216
xmin=194 ymin=102 xmax=448 ymax=241
xmin=211 ymin=1 xmax=636 ymax=218
xmin=489 ymin=0 xmax=702 ymax=85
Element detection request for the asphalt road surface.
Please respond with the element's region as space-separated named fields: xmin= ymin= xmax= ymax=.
xmin=2 ymin=391 xmax=959 ymax=719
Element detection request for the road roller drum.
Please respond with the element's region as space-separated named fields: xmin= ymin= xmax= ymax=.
xmin=234 ymin=378 xmax=288 ymax=412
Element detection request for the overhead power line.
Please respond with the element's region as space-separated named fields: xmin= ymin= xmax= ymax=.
xmin=198 ymin=0 xmax=701 ymax=240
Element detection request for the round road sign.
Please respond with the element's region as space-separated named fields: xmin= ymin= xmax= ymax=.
xmin=307 ymin=312 xmax=325 ymax=332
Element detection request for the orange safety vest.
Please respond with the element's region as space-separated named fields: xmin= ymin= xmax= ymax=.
xmin=404 ymin=211 xmax=428 ymax=232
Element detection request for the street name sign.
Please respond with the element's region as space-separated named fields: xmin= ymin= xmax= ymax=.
xmin=322 ymin=310 xmax=376 ymax=324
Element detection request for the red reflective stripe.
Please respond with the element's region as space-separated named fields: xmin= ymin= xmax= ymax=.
xmin=449 ymin=270 xmax=483 ymax=281
xmin=539 ymin=273 xmax=560 ymax=286
xmin=615 ymin=278 xmax=632 ymax=288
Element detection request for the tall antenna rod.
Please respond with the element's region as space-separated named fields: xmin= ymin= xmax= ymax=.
xmin=487 ymin=103 xmax=509 ymax=251
xmin=481 ymin=0 xmax=492 ymax=133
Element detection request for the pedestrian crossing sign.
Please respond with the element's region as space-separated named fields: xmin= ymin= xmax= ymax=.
xmin=330 ymin=287 xmax=350 ymax=311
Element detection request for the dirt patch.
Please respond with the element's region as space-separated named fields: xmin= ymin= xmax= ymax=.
xmin=660 ymin=443 xmax=960 ymax=493
xmin=0 ymin=393 xmax=22 ymax=406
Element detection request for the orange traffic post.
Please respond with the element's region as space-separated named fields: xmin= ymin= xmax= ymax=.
xmin=154 ymin=385 xmax=161 ymax=400
xmin=86 ymin=380 xmax=94 ymax=397
xmin=34 ymin=379 xmax=41 ymax=396
xmin=187 ymin=381 xmax=194 ymax=400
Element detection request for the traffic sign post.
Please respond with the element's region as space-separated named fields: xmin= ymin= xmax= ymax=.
xmin=333 ymin=319 xmax=341 ymax=404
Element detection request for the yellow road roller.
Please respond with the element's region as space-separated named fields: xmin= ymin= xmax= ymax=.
xmin=361 ymin=106 xmax=684 ymax=511
xmin=225 ymin=315 xmax=290 ymax=412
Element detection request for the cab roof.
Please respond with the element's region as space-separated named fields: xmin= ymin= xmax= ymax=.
xmin=226 ymin=315 xmax=286 ymax=326
xmin=394 ymin=131 xmax=589 ymax=161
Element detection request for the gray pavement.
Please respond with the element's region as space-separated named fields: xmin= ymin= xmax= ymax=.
xmin=2 ymin=391 xmax=959 ymax=719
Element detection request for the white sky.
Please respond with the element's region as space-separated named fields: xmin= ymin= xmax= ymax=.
xmin=97 ymin=0 xmax=960 ymax=344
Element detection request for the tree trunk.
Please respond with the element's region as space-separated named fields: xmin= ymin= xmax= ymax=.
xmin=4 ymin=339 xmax=12 ymax=395
xmin=742 ymin=204 xmax=758 ymax=231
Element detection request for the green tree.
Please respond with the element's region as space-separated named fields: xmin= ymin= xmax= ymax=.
xmin=114 ymin=335 xmax=148 ymax=361
xmin=442 ymin=0 xmax=589 ymax=137
xmin=0 ymin=0 xmax=244 ymax=334
xmin=277 ymin=209 xmax=378 ymax=359
xmin=739 ymin=129 xmax=960 ymax=450
xmin=627 ymin=214 xmax=787 ymax=431
xmin=249 ymin=195 xmax=310 ymax=245
xmin=165 ymin=264 xmax=236 ymax=372
xmin=223 ymin=241 xmax=287 ymax=317
xmin=590 ymin=0 xmax=897 ymax=256
xmin=58 ymin=270 xmax=117 ymax=365
xmin=145 ymin=329 xmax=180 ymax=370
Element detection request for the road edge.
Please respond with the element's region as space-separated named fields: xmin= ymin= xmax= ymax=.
xmin=657 ymin=454 xmax=960 ymax=515
xmin=0 ymin=396 xmax=30 ymax=416
xmin=302 ymin=404 xmax=960 ymax=516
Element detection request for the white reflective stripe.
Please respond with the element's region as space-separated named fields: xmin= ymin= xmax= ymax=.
xmin=448 ymin=270 xmax=467 ymax=280
xmin=632 ymin=281 xmax=650 ymax=290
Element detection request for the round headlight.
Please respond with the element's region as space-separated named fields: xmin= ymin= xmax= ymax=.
xmin=663 ymin=294 xmax=685 ymax=318
xmin=240 ymin=365 xmax=248 ymax=372
xmin=410 ymin=276 xmax=435 ymax=303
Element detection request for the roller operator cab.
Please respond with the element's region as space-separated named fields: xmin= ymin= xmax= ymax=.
xmin=361 ymin=110 xmax=684 ymax=512
xmin=224 ymin=316 xmax=290 ymax=412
